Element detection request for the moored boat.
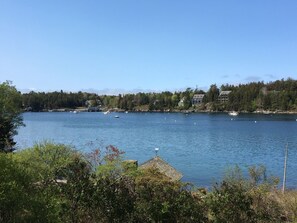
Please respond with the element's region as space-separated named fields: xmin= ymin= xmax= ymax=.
xmin=228 ymin=111 xmax=239 ymax=116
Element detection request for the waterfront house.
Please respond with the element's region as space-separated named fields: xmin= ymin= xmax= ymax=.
xmin=87 ymin=106 xmax=101 ymax=112
xmin=139 ymin=156 xmax=183 ymax=181
xmin=153 ymin=99 xmax=160 ymax=106
xmin=85 ymin=99 xmax=102 ymax=112
xmin=178 ymin=97 xmax=185 ymax=107
xmin=85 ymin=99 xmax=102 ymax=107
xmin=192 ymin=94 xmax=205 ymax=105
xmin=218 ymin=91 xmax=231 ymax=103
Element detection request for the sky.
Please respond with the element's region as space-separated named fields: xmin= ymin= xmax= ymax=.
xmin=0 ymin=0 xmax=297 ymax=94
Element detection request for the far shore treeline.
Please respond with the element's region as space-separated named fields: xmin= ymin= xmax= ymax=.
xmin=22 ymin=78 xmax=297 ymax=112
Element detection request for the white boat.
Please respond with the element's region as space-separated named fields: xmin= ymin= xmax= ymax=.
xmin=228 ymin=111 xmax=239 ymax=116
xmin=125 ymin=111 xmax=129 ymax=114
xmin=103 ymin=111 xmax=110 ymax=115
xmin=114 ymin=115 xmax=119 ymax=118
xmin=73 ymin=111 xmax=77 ymax=114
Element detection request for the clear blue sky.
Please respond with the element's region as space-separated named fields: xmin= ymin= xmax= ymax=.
xmin=0 ymin=0 xmax=297 ymax=94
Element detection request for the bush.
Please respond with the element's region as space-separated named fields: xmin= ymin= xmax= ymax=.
xmin=207 ymin=180 xmax=256 ymax=223
xmin=14 ymin=142 xmax=78 ymax=182
xmin=134 ymin=168 xmax=208 ymax=223
xmin=0 ymin=154 xmax=59 ymax=223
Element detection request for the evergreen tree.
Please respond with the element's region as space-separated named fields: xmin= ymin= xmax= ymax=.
xmin=0 ymin=81 xmax=23 ymax=152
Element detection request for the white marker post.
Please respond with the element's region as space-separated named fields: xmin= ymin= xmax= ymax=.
xmin=155 ymin=148 xmax=159 ymax=157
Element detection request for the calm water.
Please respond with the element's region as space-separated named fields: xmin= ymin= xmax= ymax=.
xmin=15 ymin=112 xmax=297 ymax=188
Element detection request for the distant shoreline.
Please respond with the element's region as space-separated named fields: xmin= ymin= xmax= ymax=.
xmin=24 ymin=108 xmax=297 ymax=115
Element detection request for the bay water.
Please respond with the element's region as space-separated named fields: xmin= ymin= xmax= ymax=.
xmin=15 ymin=112 xmax=297 ymax=188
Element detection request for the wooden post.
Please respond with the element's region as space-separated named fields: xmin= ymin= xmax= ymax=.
xmin=282 ymin=143 xmax=288 ymax=194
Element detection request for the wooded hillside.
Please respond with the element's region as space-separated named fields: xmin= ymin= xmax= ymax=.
xmin=22 ymin=78 xmax=297 ymax=112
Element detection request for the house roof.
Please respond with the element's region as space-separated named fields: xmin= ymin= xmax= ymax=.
xmin=219 ymin=91 xmax=231 ymax=96
xmin=193 ymin=94 xmax=205 ymax=99
xmin=179 ymin=97 xmax=185 ymax=102
xmin=139 ymin=156 xmax=183 ymax=181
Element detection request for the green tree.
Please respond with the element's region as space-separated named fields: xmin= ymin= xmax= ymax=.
xmin=14 ymin=142 xmax=95 ymax=223
xmin=0 ymin=153 xmax=59 ymax=223
xmin=0 ymin=81 xmax=23 ymax=152
xmin=206 ymin=84 xmax=219 ymax=102
xmin=171 ymin=94 xmax=180 ymax=107
xmin=56 ymin=155 xmax=94 ymax=223
xmin=14 ymin=142 xmax=84 ymax=222
xmin=14 ymin=142 xmax=77 ymax=182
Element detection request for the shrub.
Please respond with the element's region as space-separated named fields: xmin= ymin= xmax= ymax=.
xmin=134 ymin=168 xmax=208 ymax=223
xmin=207 ymin=180 xmax=256 ymax=223
xmin=0 ymin=154 xmax=59 ymax=222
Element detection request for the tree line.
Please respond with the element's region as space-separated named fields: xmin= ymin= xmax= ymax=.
xmin=21 ymin=78 xmax=297 ymax=112
xmin=22 ymin=90 xmax=100 ymax=111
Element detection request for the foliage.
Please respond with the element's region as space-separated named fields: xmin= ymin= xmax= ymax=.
xmin=247 ymin=166 xmax=284 ymax=223
xmin=207 ymin=165 xmax=287 ymax=223
xmin=22 ymin=90 xmax=100 ymax=111
xmin=13 ymin=142 xmax=77 ymax=182
xmin=134 ymin=168 xmax=208 ymax=223
xmin=205 ymin=84 xmax=220 ymax=103
xmin=207 ymin=180 xmax=256 ymax=223
xmin=275 ymin=190 xmax=297 ymax=222
xmin=56 ymin=154 xmax=95 ymax=223
xmin=0 ymin=81 xmax=23 ymax=152
xmin=92 ymin=172 xmax=136 ymax=222
xmin=3 ymin=142 xmax=297 ymax=222
xmin=0 ymin=153 xmax=59 ymax=223
xmin=21 ymin=78 xmax=297 ymax=112
xmin=13 ymin=142 xmax=86 ymax=222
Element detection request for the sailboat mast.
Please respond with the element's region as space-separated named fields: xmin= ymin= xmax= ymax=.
xmin=282 ymin=143 xmax=288 ymax=194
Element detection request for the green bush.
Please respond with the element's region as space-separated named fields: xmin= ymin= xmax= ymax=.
xmin=13 ymin=142 xmax=77 ymax=182
xmin=0 ymin=154 xmax=60 ymax=223
xmin=134 ymin=168 xmax=208 ymax=223
xmin=207 ymin=180 xmax=256 ymax=223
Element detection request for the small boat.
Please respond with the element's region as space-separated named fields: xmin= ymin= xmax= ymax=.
xmin=103 ymin=111 xmax=110 ymax=115
xmin=73 ymin=111 xmax=77 ymax=114
xmin=228 ymin=111 xmax=239 ymax=116
xmin=183 ymin=111 xmax=190 ymax=115
xmin=125 ymin=111 xmax=129 ymax=114
xmin=114 ymin=115 xmax=119 ymax=118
